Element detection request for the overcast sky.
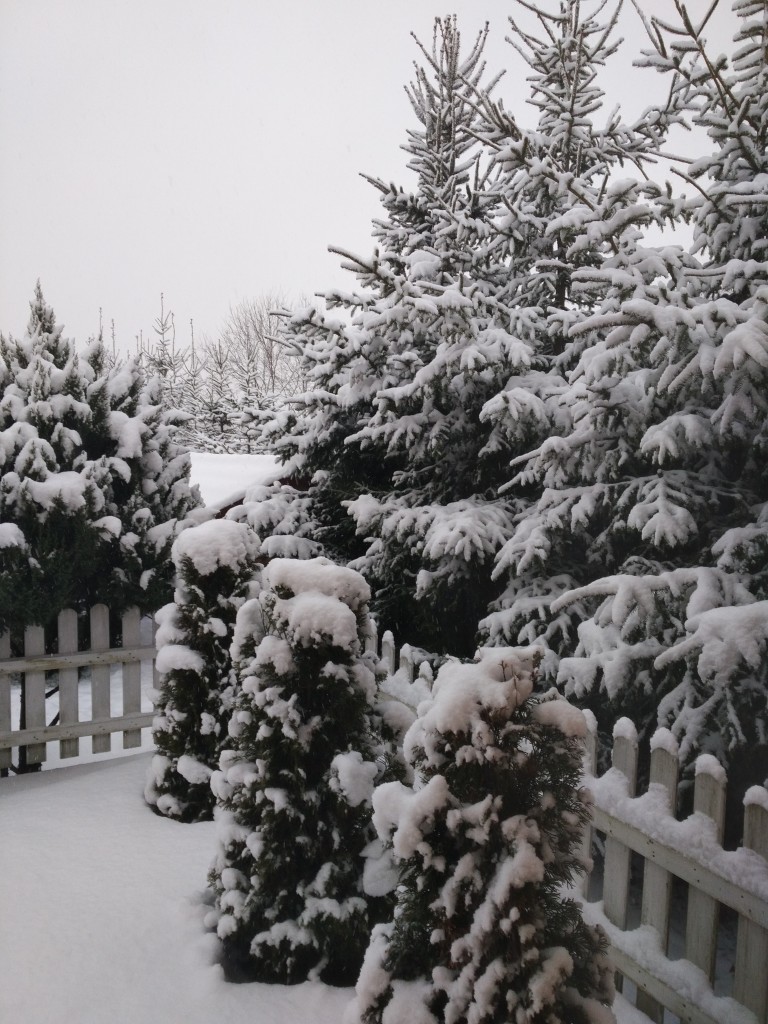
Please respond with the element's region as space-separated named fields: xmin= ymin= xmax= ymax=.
xmin=0 ymin=1 xmax=739 ymax=352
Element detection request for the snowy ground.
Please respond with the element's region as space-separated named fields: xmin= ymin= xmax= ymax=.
xmin=0 ymin=753 xmax=352 ymax=1024
xmin=0 ymin=753 xmax=651 ymax=1024
xmin=189 ymin=451 xmax=278 ymax=509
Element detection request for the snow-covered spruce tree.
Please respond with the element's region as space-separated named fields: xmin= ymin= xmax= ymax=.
xmin=341 ymin=18 xmax=531 ymax=657
xmin=490 ymin=1 xmax=768 ymax=790
xmin=475 ymin=0 xmax=690 ymax=684
xmin=0 ymin=284 xmax=202 ymax=631
xmin=256 ymin=19 xmax=526 ymax=656
xmin=208 ymin=557 xmax=393 ymax=986
xmin=347 ymin=646 xmax=614 ymax=1024
xmin=145 ymin=518 xmax=261 ymax=822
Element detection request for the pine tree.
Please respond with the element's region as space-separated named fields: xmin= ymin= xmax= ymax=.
xmin=348 ymin=646 xmax=614 ymax=1024
xmin=145 ymin=518 xmax=261 ymax=822
xmin=208 ymin=557 xmax=392 ymax=985
xmin=0 ymin=284 xmax=202 ymax=631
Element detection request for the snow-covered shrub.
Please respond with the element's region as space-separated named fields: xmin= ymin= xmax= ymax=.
xmin=0 ymin=283 xmax=202 ymax=632
xmin=208 ymin=557 xmax=394 ymax=985
xmin=145 ymin=518 xmax=261 ymax=822
xmin=348 ymin=646 xmax=614 ymax=1024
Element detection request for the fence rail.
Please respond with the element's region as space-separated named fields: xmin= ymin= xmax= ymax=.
xmin=0 ymin=604 xmax=156 ymax=773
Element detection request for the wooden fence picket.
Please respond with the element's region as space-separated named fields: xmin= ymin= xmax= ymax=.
xmin=733 ymin=793 xmax=768 ymax=1020
xmin=23 ymin=625 xmax=46 ymax=767
xmin=579 ymin=713 xmax=598 ymax=897
xmin=399 ymin=645 xmax=414 ymax=683
xmin=121 ymin=608 xmax=142 ymax=749
xmin=685 ymin=757 xmax=726 ymax=981
xmin=602 ymin=721 xmax=638 ymax=936
xmin=636 ymin=732 xmax=679 ymax=1023
xmin=90 ymin=605 xmax=112 ymax=754
xmin=364 ymin=620 xmax=378 ymax=655
xmin=58 ymin=609 xmax=79 ymax=760
xmin=380 ymin=630 xmax=396 ymax=675
xmin=0 ymin=631 xmax=10 ymax=773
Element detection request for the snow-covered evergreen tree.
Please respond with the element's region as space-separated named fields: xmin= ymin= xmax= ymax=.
xmin=0 ymin=284 xmax=202 ymax=631
xmin=489 ymin=0 xmax=768 ymax=787
xmin=208 ymin=557 xmax=392 ymax=985
xmin=145 ymin=518 xmax=261 ymax=822
xmin=348 ymin=646 xmax=614 ymax=1024
xmin=256 ymin=19 xmax=523 ymax=655
xmin=255 ymin=6 xmax=681 ymax=661
xmin=476 ymin=0 xmax=690 ymax=681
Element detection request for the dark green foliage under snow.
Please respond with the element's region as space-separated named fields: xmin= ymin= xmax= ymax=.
xmin=145 ymin=519 xmax=261 ymax=822
xmin=349 ymin=648 xmax=614 ymax=1024
xmin=0 ymin=283 xmax=202 ymax=632
xmin=208 ymin=558 xmax=395 ymax=986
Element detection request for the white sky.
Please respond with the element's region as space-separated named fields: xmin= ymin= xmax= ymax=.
xmin=0 ymin=1 xmax=739 ymax=351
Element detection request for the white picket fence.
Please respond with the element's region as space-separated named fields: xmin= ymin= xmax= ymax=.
xmin=581 ymin=717 xmax=768 ymax=1024
xmin=0 ymin=604 xmax=156 ymax=774
xmin=2 ymin=616 xmax=767 ymax=1023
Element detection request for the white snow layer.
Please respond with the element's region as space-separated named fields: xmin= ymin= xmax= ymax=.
xmin=172 ymin=518 xmax=260 ymax=576
xmin=331 ymin=751 xmax=378 ymax=808
xmin=0 ymin=522 xmax=26 ymax=549
xmin=189 ymin=452 xmax=279 ymax=509
xmin=0 ymin=754 xmax=352 ymax=1024
xmin=264 ymin=557 xmax=371 ymax=610
xmin=402 ymin=646 xmax=540 ymax=766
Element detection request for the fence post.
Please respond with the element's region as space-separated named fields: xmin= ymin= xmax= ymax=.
xmin=20 ymin=624 xmax=46 ymax=769
xmin=0 ymin=631 xmax=10 ymax=776
xmin=122 ymin=608 xmax=142 ymax=749
xmin=636 ymin=729 xmax=679 ymax=1023
xmin=733 ymin=789 xmax=768 ymax=1021
xmin=90 ymin=605 xmax=111 ymax=754
xmin=685 ymin=755 xmax=726 ymax=982
xmin=58 ymin=609 xmax=80 ymax=760
xmin=603 ymin=718 xmax=638 ymax=993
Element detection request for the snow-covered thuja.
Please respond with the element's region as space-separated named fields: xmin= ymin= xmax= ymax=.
xmin=348 ymin=647 xmax=614 ymax=1024
xmin=208 ymin=557 xmax=391 ymax=986
xmin=145 ymin=519 xmax=261 ymax=822
xmin=0 ymin=284 xmax=202 ymax=631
